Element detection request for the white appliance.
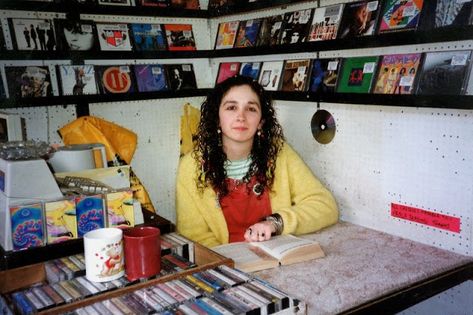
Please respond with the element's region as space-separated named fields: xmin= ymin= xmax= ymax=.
xmin=0 ymin=158 xmax=63 ymax=251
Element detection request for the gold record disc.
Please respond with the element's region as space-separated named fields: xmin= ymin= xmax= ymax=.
xmin=311 ymin=110 xmax=336 ymax=144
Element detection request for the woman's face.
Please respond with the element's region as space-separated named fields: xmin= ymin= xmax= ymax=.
xmin=64 ymin=27 xmax=94 ymax=50
xmin=219 ymin=84 xmax=263 ymax=150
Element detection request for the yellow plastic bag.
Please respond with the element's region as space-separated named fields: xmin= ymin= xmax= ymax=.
xmin=180 ymin=103 xmax=200 ymax=157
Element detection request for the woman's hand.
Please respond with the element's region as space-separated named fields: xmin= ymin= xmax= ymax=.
xmin=244 ymin=221 xmax=275 ymax=242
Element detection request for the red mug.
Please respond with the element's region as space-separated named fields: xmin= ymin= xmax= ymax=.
xmin=123 ymin=226 xmax=161 ymax=281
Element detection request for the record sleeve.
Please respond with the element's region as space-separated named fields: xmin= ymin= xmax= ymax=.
xmin=55 ymin=19 xmax=97 ymax=51
xmin=216 ymin=62 xmax=241 ymax=84
xmin=10 ymin=18 xmax=57 ymax=51
xmin=336 ymin=56 xmax=379 ymax=93
xmin=134 ymin=64 xmax=168 ymax=92
xmin=338 ymin=1 xmax=381 ymax=38
xmin=59 ymin=65 xmax=97 ymax=95
xmin=131 ymin=23 xmax=167 ymax=51
xmin=165 ymin=64 xmax=197 ymax=90
xmin=372 ymin=53 xmax=422 ymax=94
xmin=308 ymin=4 xmax=345 ymax=41
xmin=255 ymin=15 xmax=285 ymax=46
xmin=96 ymin=23 xmax=132 ymax=51
xmin=5 ymin=66 xmax=53 ymax=98
xmin=95 ymin=65 xmax=135 ymax=94
xmin=164 ymin=24 xmax=196 ymax=51
xmin=280 ymin=59 xmax=311 ymax=91
xmin=140 ymin=0 xmax=170 ymax=6
xmin=215 ymin=21 xmax=239 ymax=49
xmin=308 ymin=58 xmax=341 ymax=93
xmin=10 ymin=203 xmax=44 ymax=250
xmin=169 ymin=0 xmax=199 ymax=9
xmin=420 ymin=0 xmax=473 ymax=30
xmin=258 ymin=61 xmax=284 ymax=91
xmin=98 ymin=0 xmax=132 ymax=5
xmin=378 ymin=0 xmax=424 ymax=33
xmin=416 ymin=50 xmax=472 ymax=95
xmin=279 ymin=9 xmax=313 ymax=44
xmin=239 ymin=62 xmax=262 ymax=80
xmin=234 ymin=19 xmax=262 ymax=48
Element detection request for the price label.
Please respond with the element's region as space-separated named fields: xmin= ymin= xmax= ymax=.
xmin=182 ymin=64 xmax=191 ymax=71
xmin=183 ymin=30 xmax=192 ymax=37
xmin=39 ymin=22 xmax=50 ymax=30
xmin=456 ymin=0 xmax=471 ymax=4
xmin=118 ymin=24 xmax=127 ymax=30
xmin=367 ymin=1 xmax=379 ymax=12
xmin=399 ymin=75 xmax=414 ymax=87
xmin=230 ymin=64 xmax=238 ymax=71
xmin=328 ymin=61 xmax=339 ymax=71
xmin=403 ymin=5 xmax=416 ymax=17
xmin=451 ymin=54 xmax=468 ymax=66
xmin=246 ymin=20 xmax=253 ymax=27
xmin=297 ymin=66 xmax=306 ymax=74
xmin=81 ymin=24 xmax=92 ymax=33
xmin=151 ymin=24 xmax=161 ymax=31
xmin=119 ymin=66 xmax=130 ymax=73
xmin=252 ymin=63 xmax=259 ymax=69
xmin=363 ymin=62 xmax=376 ymax=73
xmin=300 ymin=10 xmax=311 ymax=24
xmin=274 ymin=22 xmax=282 ymax=29
xmin=151 ymin=67 xmax=162 ymax=75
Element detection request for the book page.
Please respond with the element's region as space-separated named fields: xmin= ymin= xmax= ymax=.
xmin=212 ymin=242 xmax=278 ymax=272
xmin=252 ymin=235 xmax=316 ymax=260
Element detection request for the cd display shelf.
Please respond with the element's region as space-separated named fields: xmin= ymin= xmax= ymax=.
xmin=0 ymin=241 xmax=233 ymax=315
xmin=0 ymin=210 xmax=173 ymax=271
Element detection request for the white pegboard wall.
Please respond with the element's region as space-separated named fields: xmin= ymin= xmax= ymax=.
xmin=1 ymin=105 xmax=77 ymax=144
xmin=89 ymin=97 xmax=205 ymax=223
xmin=273 ymin=99 xmax=473 ymax=256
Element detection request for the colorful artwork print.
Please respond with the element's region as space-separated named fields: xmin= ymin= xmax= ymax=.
xmin=338 ymin=1 xmax=380 ymax=38
xmin=131 ymin=23 xmax=167 ymax=51
xmin=309 ymin=59 xmax=341 ymax=93
xmin=379 ymin=0 xmax=424 ymax=32
xmin=234 ymin=19 xmax=262 ymax=48
xmin=10 ymin=203 xmax=44 ymax=250
xmin=308 ymin=4 xmax=345 ymax=41
xmin=239 ymin=62 xmax=261 ymax=80
xmin=5 ymin=66 xmax=53 ymax=98
xmin=134 ymin=64 xmax=168 ymax=92
xmin=96 ymin=23 xmax=132 ymax=51
xmin=106 ymin=191 xmax=134 ymax=229
xmin=45 ymin=199 xmax=77 ymax=244
xmin=95 ymin=239 xmax=124 ymax=278
xmin=373 ymin=53 xmax=421 ymax=94
xmin=75 ymin=195 xmax=105 ymax=237
xmin=96 ymin=65 xmax=134 ymax=94
xmin=337 ymin=56 xmax=379 ymax=93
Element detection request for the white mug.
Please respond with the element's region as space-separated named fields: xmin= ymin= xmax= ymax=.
xmin=83 ymin=228 xmax=124 ymax=282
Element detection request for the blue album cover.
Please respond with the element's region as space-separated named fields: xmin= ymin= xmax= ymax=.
xmin=131 ymin=23 xmax=167 ymax=51
xmin=10 ymin=203 xmax=44 ymax=250
xmin=309 ymin=58 xmax=341 ymax=93
xmin=75 ymin=195 xmax=105 ymax=237
xmin=239 ymin=62 xmax=261 ymax=80
xmin=234 ymin=19 xmax=262 ymax=48
xmin=134 ymin=64 xmax=168 ymax=92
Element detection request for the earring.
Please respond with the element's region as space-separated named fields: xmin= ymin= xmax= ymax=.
xmin=217 ymin=128 xmax=222 ymax=147
xmin=256 ymin=129 xmax=262 ymax=147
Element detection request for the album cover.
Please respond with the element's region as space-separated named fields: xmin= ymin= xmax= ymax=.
xmin=45 ymin=199 xmax=78 ymax=244
xmin=216 ymin=62 xmax=241 ymax=84
xmin=336 ymin=56 xmax=379 ymax=93
xmin=372 ymin=53 xmax=422 ymax=94
xmin=95 ymin=65 xmax=135 ymax=94
xmin=75 ymin=194 xmax=105 ymax=238
xmin=134 ymin=64 xmax=168 ymax=92
xmin=164 ymin=24 xmax=196 ymax=51
xmin=258 ymin=61 xmax=284 ymax=91
xmin=131 ymin=23 xmax=167 ymax=51
xmin=255 ymin=15 xmax=285 ymax=46
xmin=338 ymin=1 xmax=381 ymax=38
xmin=420 ymin=0 xmax=473 ymax=30
xmin=106 ymin=190 xmax=134 ymax=229
xmin=279 ymin=9 xmax=313 ymax=44
xmin=55 ymin=19 xmax=97 ymax=51
xmin=98 ymin=0 xmax=132 ymax=5
xmin=378 ymin=0 xmax=424 ymax=33
xmin=10 ymin=203 xmax=44 ymax=250
xmin=308 ymin=4 xmax=345 ymax=41
xmin=234 ymin=19 xmax=262 ymax=48
xmin=140 ymin=0 xmax=170 ymax=6
xmin=59 ymin=65 xmax=97 ymax=96
xmin=5 ymin=66 xmax=53 ymax=98
xmin=280 ymin=59 xmax=311 ymax=91
xmin=416 ymin=50 xmax=472 ymax=95
xmin=239 ymin=62 xmax=262 ymax=80
xmin=96 ymin=23 xmax=132 ymax=51
xmin=308 ymin=58 xmax=342 ymax=93
xmin=10 ymin=18 xmax=57 ymax=51
xmin=215 ymin=21 xmax=239 ymax=49
xmin=169 ymin=0 xmax=199 ymax=9
xmin=164 ymin=64 xmax=197 ymax=90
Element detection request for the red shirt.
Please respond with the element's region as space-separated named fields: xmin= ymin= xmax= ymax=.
xmin=219 ymin=177 xmax=272 ymax=242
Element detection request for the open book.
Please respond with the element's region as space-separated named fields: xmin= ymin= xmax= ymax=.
xmin=212 ymin=235 xmax=325 ymax=272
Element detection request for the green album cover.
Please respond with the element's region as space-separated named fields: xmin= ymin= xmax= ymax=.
xmin=336 ymin=56 xmax=379 ymax=93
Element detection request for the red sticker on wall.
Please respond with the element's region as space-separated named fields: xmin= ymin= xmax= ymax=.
xmin=391 ymin=203 xmax=460 ymax=233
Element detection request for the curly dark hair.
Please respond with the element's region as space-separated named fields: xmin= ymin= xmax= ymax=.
xmin=193 ymin=75 xmax=285 ymax=197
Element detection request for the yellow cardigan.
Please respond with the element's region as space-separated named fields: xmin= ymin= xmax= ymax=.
xmin=176 ymin=143 xmax=338 ymax=248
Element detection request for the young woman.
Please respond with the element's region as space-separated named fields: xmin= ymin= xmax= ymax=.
xmin=176 ymin=76 xmax=338 ymax=247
